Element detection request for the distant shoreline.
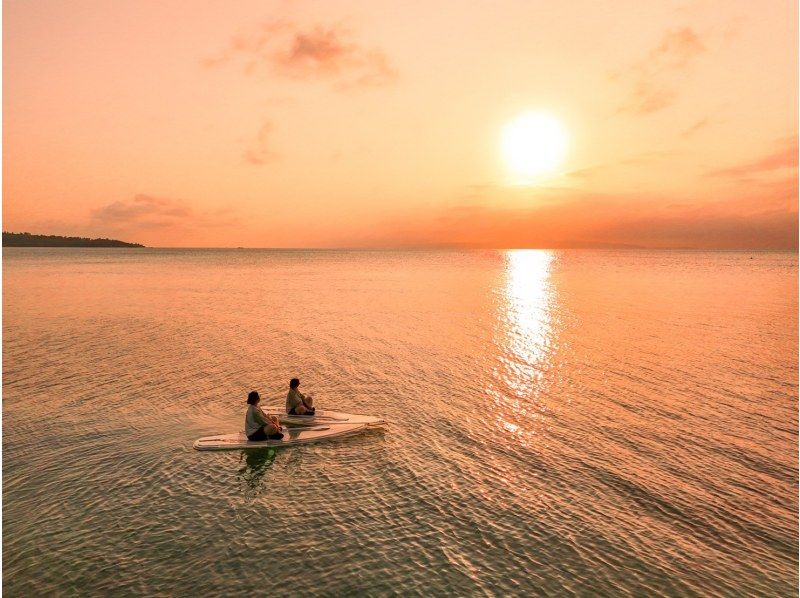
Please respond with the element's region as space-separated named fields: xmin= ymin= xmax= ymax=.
xmin=2 ymin=232 xmax=144 ymax=248
xmin=2 ymin=233 xmax=795 ymax=251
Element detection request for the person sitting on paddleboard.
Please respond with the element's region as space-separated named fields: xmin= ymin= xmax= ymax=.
xmin=245 ymin=391 xmax=284 ymax=441
xmin=286 ymin=378 xmax=315 ymax=415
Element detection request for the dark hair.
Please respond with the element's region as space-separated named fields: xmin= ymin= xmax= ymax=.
xmin=289 ymin=378 xmax=300 ymax=389
xmin=247 ymin=390 xmax=260 ymax=404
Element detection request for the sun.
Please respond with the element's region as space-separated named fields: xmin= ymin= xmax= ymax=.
xmin=501 ymin=111 xmax=568 ymax=183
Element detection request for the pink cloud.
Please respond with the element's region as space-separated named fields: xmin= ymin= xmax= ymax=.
xmin=681 ymin=116 xmax=711 ymax=138
xmin=89 ymin=194 xmax=240 ymax=237
xmin=614 ymin=27 xmax=706 ymax=114
xmin=243 ymin=121 xmax=279 ymax=165
xmin=208 ymin=21 xmax=398 ymax=90
xmin=334 ymin=180 xmax=798 ymax=250
xmin=707 ymin=136 xmax=798 ymax=179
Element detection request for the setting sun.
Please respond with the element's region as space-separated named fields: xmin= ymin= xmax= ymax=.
xmin=501 ymin=111 xmax=568 ymax=183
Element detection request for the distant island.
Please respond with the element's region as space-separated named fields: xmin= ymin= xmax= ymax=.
xmin=3 ymin=232 xmax=144 ymax=248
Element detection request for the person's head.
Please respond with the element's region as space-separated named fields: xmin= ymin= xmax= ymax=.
xmin=247 ymin=390 xmax=260 ymax=405
xmin=289 ymin=378 xmax=300 ymax=389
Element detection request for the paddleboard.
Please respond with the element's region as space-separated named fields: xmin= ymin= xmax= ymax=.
xmin=193 ymin=423 xmax=367 ymax=451
xmin=262 ymin=407 xmax=386 ymax=428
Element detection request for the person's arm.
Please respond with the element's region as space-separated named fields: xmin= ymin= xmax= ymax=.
xmin=298 ymin=390 xmax=314 ymax=408
xmin=257 ymin=406 xmax=280 ymax=428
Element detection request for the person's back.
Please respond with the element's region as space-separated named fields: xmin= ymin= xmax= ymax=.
xmin=244 ymin=403 xmax=264 ymax=437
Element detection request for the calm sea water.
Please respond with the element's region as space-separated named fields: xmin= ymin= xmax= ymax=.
xmin=3 ymin=248 xmax=798 ymax=596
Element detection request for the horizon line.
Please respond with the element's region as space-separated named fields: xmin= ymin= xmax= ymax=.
xmin=6 ymin=245 xmax=798 ymax=251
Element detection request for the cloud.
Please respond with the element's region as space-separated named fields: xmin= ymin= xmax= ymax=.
xmin=243 ymin=121 xmax=279 ymax=165
xmin=588 ymin=182 xmax=798 ymax=249
xmin=681 ymin=116 xmax=710 ymax=138
xmin=91 ymin=195 xmax=190 ymax=230
xmin=650 ymin=27 xmax=706 ymax=67
xmin=205 ymin=20 xmax=397 ymax=164
xmin=706 ymin=136 xmax=798 ymax=179
xmin=566 ymin=150 xmax=679 ymax=181
xmin=614 ymin=27 xmax=706 ymax=114
xmin=90 ymin=194 xmax=240 ymax=236
xmin=207 ymin=21 xmax=398 ymax=90
xmin=334 ymin=181 xmax=798 ymax=250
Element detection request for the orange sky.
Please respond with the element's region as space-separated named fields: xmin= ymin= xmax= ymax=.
xmin=3 ymin=0 xmax=798 ymax=248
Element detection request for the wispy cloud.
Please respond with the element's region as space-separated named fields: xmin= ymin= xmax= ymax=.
xmin=207 ymin=21 xmax=398 ymax=90
xmin=590 ymin=182 xmax=798 ymax=249
xmin=706 ymin=136 xmax=798 ymax=179
xmin=336 ymin=181 xmax=798 ymax=250
xmin=90 ymin=194 xmax=240 ymax=235
xmin=566 ymin=150 xmax=678 ymax=181
xmin=613 ymin=27 xmax=706 ymax=114
xmin=91 ymin=194 xmax=191 ymax=230
xmin=243 ymin=121 xmax=279 ymax=165
xmin=681 ymin=116 xmax=710 ymax=138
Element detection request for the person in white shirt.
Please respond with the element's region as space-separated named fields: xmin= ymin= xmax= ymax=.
xmin=286 ymin=378 xmax=315 ymax=415
xmin=245 ymin=391 xmax=283 ymax=441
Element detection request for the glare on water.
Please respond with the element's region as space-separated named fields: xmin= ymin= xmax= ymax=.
xmin=487 ymin=250 xmax=556 ymax=448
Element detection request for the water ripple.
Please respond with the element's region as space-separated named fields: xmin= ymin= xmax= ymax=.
xmin=3 ymin=248 xmax=797 ymax=596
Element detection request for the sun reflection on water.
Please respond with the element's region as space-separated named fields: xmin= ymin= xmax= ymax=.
xmin=490 ymin=250 xmax=556 ymax=445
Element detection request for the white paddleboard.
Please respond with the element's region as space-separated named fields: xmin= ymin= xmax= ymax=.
xmin=193 ymin=423 xmax=367 ymax=451
xmin=262 ymin=407 xmax=386 ymax=428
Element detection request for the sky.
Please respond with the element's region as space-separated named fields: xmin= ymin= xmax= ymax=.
xmin=3 ymin=0 xmax=798 ymax=248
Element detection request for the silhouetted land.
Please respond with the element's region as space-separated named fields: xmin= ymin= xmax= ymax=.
xmin=3 ymin=232 xmax=144 ymax=248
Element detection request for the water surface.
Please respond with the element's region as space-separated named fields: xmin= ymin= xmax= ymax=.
xmin=3 ymin=249 xmax=798 ymax=595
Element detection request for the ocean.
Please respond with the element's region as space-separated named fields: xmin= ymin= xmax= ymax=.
xmin=3 ymin=248 xmax=797 ymax=596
